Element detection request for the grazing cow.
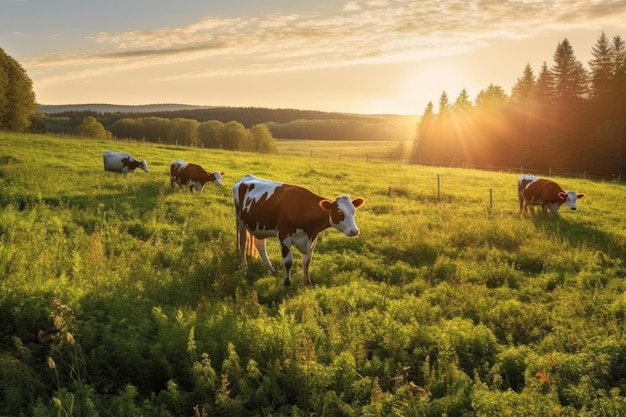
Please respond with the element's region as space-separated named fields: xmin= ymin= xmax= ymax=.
xmin=518 ymin=174 xmax=584 ymax=215
xmin=103 ymin=151 xmax=149 ymax=173
xmin=170 ymin=160 xmax=224 ymax=192
xmin=233 ymin=174 xmax=365 ymax=287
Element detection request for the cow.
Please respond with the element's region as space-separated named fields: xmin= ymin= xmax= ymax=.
xmin=518 ymin=174 xmax=584 ymax=215
xmin=233 ymin=174 xmax=365 ymax=287
xmin=170 ymin=160 xmax=224 ymax=192
xmin=103 ymin=151 xmax=149 ymax=173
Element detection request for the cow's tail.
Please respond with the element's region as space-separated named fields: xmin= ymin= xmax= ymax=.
xmin=246 ymin=232 xmax=259 ymax=258
xmin=236 ymin=216 xmax=259 ymax=259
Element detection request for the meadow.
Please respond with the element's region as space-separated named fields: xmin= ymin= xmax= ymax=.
xmin=0 ymin=133 xmax=625 ymax=417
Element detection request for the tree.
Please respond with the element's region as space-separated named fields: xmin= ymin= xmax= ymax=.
xmin=0 ymin=48 xmax=38 ymax=131
xmin=612 ymin=35 xmax=626 ymax=120
xmin=197 ymin=120 xmax=224 ymax=149
xmin=453 ymin=89 xmax=472 ymax=112
xmin=510 ymin=64 xmax=536 ymax=104
xmin=475 ymin=84 xmax=508 ymax=109
xmin=142 ymin=117 xmax=171 ymax=143
xmin=75 ymin=116 xmax=109 ymax=139
xmin=247 ymin=124 xmax=277 ymax=153
xmin=107 ymin=118 xmax=144 ymax=140
xmin=222 ymin=121 xmax=247 ymax=150
xmin=437 ymin=91 xmax=450 ymax=114
xmin=168 ymin=118 xmax=199 ymax=146
xmin=534 ymin=62 xmax=555 ymax=106
xmin=551 ymin=38 xmax=588 ymax=104
xmin=588 ymin=32 xmax=614 ymax=103
xmin=411 ymin=101 xmax=434 ymax=163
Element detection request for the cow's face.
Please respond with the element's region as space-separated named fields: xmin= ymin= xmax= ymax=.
xmin=320 ymin=196 xmax=365 ymax=236
xmin=560 ymin=191 xmax=584 ymax=210
xmin=140 ymin=160 xmax=149 ymax=172
xmin=212 ymin=171 xmax=224 ymax=186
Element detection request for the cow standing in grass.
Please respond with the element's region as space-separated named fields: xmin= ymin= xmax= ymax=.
xmin=233 ymin=174 xmax=365 ymax=287
xmin=103 ymin=151 xmax=149 ymax=173
xmin=518 ymin=174 xmax=585 ymax=215
xmin=170 ymin=160 xmax=224 ymax=192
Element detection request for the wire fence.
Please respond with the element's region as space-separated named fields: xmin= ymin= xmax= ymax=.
xmin=278 ymin=149 xmax=623 ymax=183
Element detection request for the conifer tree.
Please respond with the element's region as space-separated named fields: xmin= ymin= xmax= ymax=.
xmin=534 ymin=62 xmax=555 ymax=106
xmin=612 ymin=35 xmax=626 ymax=120
xmin=453 ymin=88 xmax=472 ymax=112
xmin=411 ymin=101 xmax=434 ymax=163
xmin=510 ymin=64 xmax=536 ymax=104
xmin=551 ymin=38 xmax=588 ymax=104
xmin=588 ymin=32 xmax=614 ymax=103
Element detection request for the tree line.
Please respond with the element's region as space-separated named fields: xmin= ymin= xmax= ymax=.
xmin=71 ymin=115 xmax=279 ymax=153
xmin=411 ymin=33 xmax=626 ymax=178
xmin=40 ymin=108 xmax=415 ymax=142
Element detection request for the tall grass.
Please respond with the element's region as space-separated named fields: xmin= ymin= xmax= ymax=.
xmin=1 ymin=133 xmax=625 ymax=416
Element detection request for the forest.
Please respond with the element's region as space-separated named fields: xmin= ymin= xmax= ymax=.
xmin=411 ymin=33 xmax=626 ymax=179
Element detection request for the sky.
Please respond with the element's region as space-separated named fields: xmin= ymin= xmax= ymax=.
xmin=1 ymin=0 xmax=625 ymax=115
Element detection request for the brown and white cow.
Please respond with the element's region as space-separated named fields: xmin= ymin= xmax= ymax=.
xmin=518 ymin=174 xmax=584 ymax=215
xmin=170 ymin=160 xmax=224 ymax=192
xmin=103 ymin=151 xmax=149 ymax=173
xmin=233 ymin=174 xmax=365 ymax=287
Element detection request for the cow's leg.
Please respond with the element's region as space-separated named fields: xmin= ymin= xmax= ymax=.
xmin=301 ymin=238 xmax=318 ymax=286
xmin=237 ymin=220 xmax=249 ymax=269
xmin=281 ymin=243 xmax=293 ymax=286
xmin=255 ymin=238 xmax=276 ymax=273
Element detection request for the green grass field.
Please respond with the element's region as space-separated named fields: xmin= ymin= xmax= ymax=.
xmin=1 ymin=133 xmax=625 ymax=416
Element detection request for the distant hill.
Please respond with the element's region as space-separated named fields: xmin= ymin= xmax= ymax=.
xmin=38 ymin=103 xmax=211 ymax=114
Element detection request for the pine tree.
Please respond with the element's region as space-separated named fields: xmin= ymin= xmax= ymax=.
xmin=612 ymin=35 xmax=626 ymax=120
xmin=534 ymin=62 xmax=555 ymax=106
xmin=411 ymin=101 xmax=434 ymax=163
xmin=453 ymin=88 xmax=472 ymax=112
xmin=588 ymin=31 xmax=614 ymax=103
xmin=475 ymin=84 xmax=508 ymax=109
xmin=551 ymin=38 xmax=589 ymax=104
xmin=510 ymin=64 xmax=536 ymax=104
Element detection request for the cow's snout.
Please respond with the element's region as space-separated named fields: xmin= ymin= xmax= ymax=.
xmin=570 ymin=207 xmax=576 ymax=210
xmin=347 ymin=229 xmax=360 ymax=237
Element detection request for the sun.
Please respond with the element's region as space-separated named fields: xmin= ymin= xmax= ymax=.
xmin=404 ymin=63 xmax=474 ymax=108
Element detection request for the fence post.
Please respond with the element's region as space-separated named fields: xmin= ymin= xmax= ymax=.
xmin=437 ymin=174 xmax=441 ymax=201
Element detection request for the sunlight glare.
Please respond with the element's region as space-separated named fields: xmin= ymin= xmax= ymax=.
xmin=405 ymin=64 xmax=473 ymax=108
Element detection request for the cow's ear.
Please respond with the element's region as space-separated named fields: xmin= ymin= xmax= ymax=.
xmin=577 ymin=193 xmax=585 ymax=199
xmin=221 ymin=172 xmax=225 ymax=177
xmin=352 ymin=197 xmax=365 ymax=209
xmin=558 ymin=192 xmax=567 ymax=201
xmin=319 ymin=199 xmax=334 ymax=211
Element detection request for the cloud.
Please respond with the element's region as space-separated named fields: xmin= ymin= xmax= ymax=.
xmin=24 ymin=0 xmax=626 ymax=86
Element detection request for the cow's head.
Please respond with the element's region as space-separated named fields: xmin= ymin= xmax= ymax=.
xmin=559 ymin=191 xmax=585 ymax=210
xmin=211 ymin=171 xmax=225 ymax=186
xmin=139 ymin=160 xmax=149 ymax=172
xmin=320 ymin=196 xmax=365 ymax=236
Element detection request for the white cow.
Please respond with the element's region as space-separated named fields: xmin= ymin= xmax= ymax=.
xmin=103 ymin=151 xmax=149 ymax=173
